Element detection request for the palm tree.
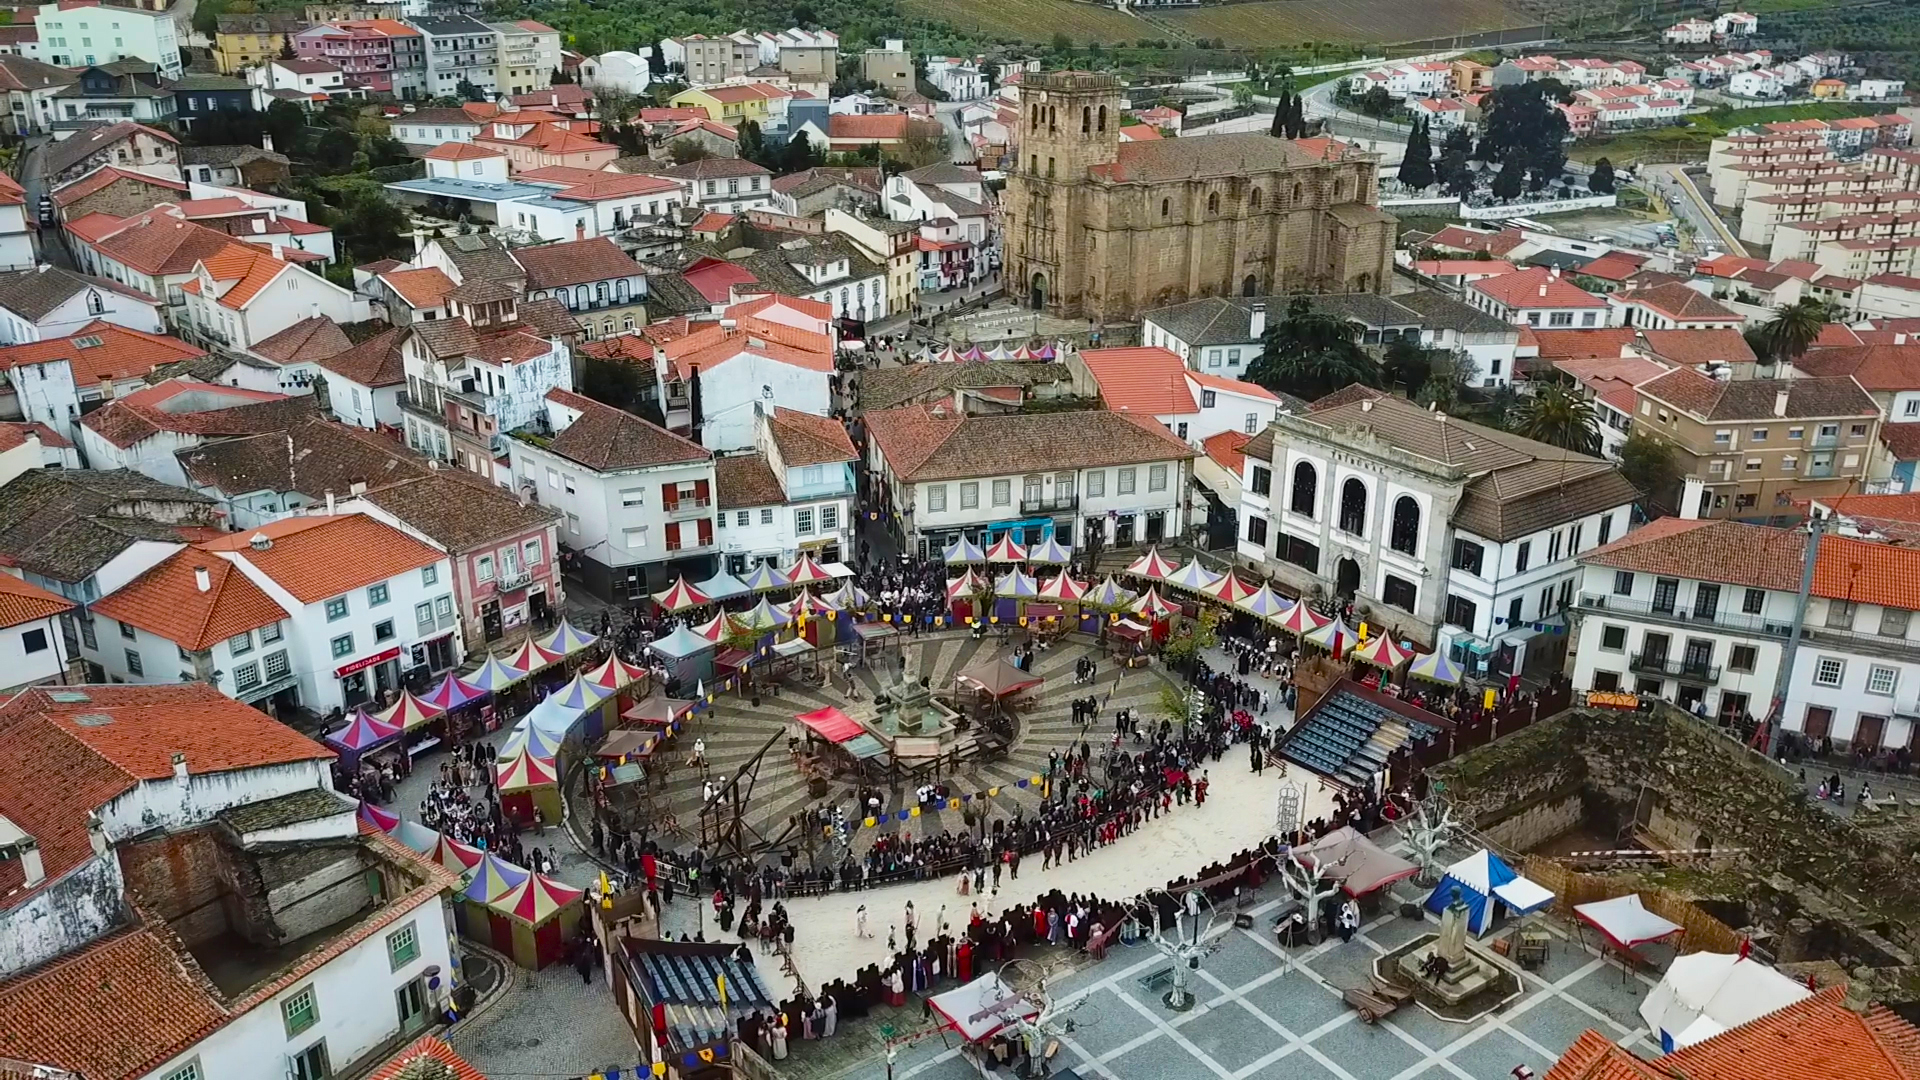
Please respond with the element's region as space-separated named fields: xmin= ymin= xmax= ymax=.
xmin=1756 ymin=298 xmax=1828 ymax=367
xmin=1508 ymin=384 xmax=1600 ymax=455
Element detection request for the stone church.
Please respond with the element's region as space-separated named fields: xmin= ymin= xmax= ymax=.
xmin=1004 ymin=71 xmax=1398 ymax=322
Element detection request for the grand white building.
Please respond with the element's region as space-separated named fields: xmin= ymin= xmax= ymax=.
xmin=1237 ymin=389 xmax=1640 ymax=678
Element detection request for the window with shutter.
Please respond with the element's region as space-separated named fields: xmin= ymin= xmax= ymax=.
xmin=697 ymin=518 xmax=713 ymax=545
xmin=694 ymin=479 xmax=711 ymax=505
xmin=661 ymin=482 xmax=678 ymax=510
xmin=666 ymin=521 xmax=682 ymax=551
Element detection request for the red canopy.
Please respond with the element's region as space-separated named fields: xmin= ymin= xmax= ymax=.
xmin=795 ymin=706 xmax=863 ymax=744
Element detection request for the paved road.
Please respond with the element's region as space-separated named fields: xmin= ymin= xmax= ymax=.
xmin=934 ymin=98 xmax=975 ymax=165
xmin=1640 ymin=162 xmax=1745 ymax=257
xmin=20 ymin=137 xmax=76 ymax=272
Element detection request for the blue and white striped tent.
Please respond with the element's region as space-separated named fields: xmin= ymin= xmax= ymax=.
xmin=1423 ymin=849 xmax=1554 ymax=936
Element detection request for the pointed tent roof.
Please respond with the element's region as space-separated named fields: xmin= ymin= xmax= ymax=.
xmin=994 ymin=567 xmax=1039 ymax=597
xmin=785 ymin=553 xmax=835 ymax=584
xmin=650 ymin=624 xmax=716 ymax=658
xmin=1305 ymin=616 xmax=1357 ymax=656
xmin=653 ymin=575 xmax=713 ymax=612
xmin=959 ymin=345 xmax=987 ymax=361
xmin=1086 ymin=575 xmax=1135 ymax=607
xmin=326 ymin=707 xmax=402 ymax=752
xmin=787 ymin=588 xmax=841 ymax=616
xmin=694 ymin=569 xmax=749 ymax=601
xmin=376 ymin=690 xmax=444 ymax=732
xmin=490 ymin=872 xmax=584 ymax=924
xmin=737 ymin=597 xmax=791 ymax=630
xmin=823 ymin=580 xmax=869 ymax=609
xmin=1237 ymin=584 xmax=1292 ymax=620
xmin=691 ymin=610 xmax=749 ymax=642
xmin=740 ymin=559 xmax=792 ymax=592
xmin=422 ymin=672 xmax=487 ymax=711
xmin=538 ymin=618 xmax=597 ymax=656
xmin=1163 ymin=558 xmax=1223 ymax=592
xmin=984 ymin=343 xmax=1014 ymax=361
xmin=1126 ymin=547 xmax=1178 ymax=579
xmin=506 ymin=637 xmax=564 ymax=673
xmin=1132 ymin=586 xmax=1178 ymax=619
xmin=583 ymin=652 xmax=648 ymax=690
xmin=946 ymin=569 xmax=988 ymax=599
xmin=462 ymin=853 xmax=529 ymax=903
xmin=985 ymin=533 xmax=1027 ymax=562
xmin=1202 ymin=570 xmax=1259 ymax=604
xmin=1031 ymin=344 xmax=1057 ymax=359
xmin=1038 ymin=573 xmax=1087 ymax=600
xmin=429 ymin=832 xmax=484 ymax=874
xmin=1407 ymin=650 xmax=1463 ymax=684
xmin=358 ymin=800 xmax=400 ymax=832
xmin=955 ymin=655 xmax=1044 ymax=698
xmin=498 ymin=719 xmax=563 ymax=761
xmin=1351 ymin=634 xmax=1413 ymax=669
xmin=1275 ymin=600 xmax=1330 ymax=635
xmin=943 ymin=536 xmax=986 ymax=564
xmin=468 ymin=653 xmax=530 ymax=692
xmin=547 ymin=673 xmax=613 ymax=712
xmin=496 ymin=746 xmax=559 ymax=792
xmin=1027 ymin=535 xmax=1072 ymax=563
xmin=623 ymin=693 xmax=696 ymax=725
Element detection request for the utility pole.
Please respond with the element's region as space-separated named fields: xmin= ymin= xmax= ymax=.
xmin=1756 ymin=514 xmax=1825 ymax=755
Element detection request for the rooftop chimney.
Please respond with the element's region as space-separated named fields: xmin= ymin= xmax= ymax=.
xmin=171 ymin=751 xmax=188 ymax=782
xmin=349 ymin=480 xmax=366 ymax=496
xmin=325 ymin=491 xmax=335 ymax=515
xmin=85 ymin=811 xmax=107 ymax=856
xmin=15 ymin=835 xmax=43 ymax=888
xmin=252 ymin=218 xmax=266 ymax=234
xmin=1774 ymin=389 xmax=1790 ymax=416
xmin=1248 ymin=301 xmax=1267 ymax=340
xmin=193 ymin=565 xmax=210 ymax=592
xmin=249 ymin=531 xmax=272 ymax=551
xmin=262 ymin=132 xmax=274 ymax=153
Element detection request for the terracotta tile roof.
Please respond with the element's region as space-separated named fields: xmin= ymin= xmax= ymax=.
xmin=1308 ymin=384 xmax=1389 ymax=412
xmin=314 ymin=326 xmax=405 ymax=387
xmin=549 ymin=173 xmax=682 ymax=201
xmin=0 ymin=469 xmax=212 ymax=583
xmin=1579 ymin=250 xmax=1649 ymax=282
xmin=195 ymin=511 xmax=444 ymax=604
xmin=0 ymin=420 xmax=70 ymax=450
xmin=1814 ymin=534 xmax=1920 ymax=612
xmin=509 ymin=237 xmax=638 ymax=290
xmin=1202 ymin=429 xmax=1251 ymax=475
xmin=1640 ymin=328 xmax=1757 ymax=365
xmin=249 ymin=315 xmax=350 ymax=364
xmin=829 ymin=113 xmax=910 ymax=140
xmin=177 ymin=416 xmax=427 ymax=500
xmin=1078 ymin=346 xmax=1197 ymax=414
xmin=1473 ymin=267 xmax=1608 ymax=310
xmin=0 ymin=928 xmax=229 ymax=1080
xmin=64 ymin=210 xmax=127 ymax=244
xmin=0 ymin=321 xmax=202 ymax=385
xmin=658 ymin=157 xmax=774 ymax=182
xmin=0 ymin=267 xmax=158 ymax=322
xmin=0 ymin=571 xmax=73 ymax=628
xmin=1637 ymin=370 xmax=1877 ymax=420
xmin=1815 ymin=491 xmax=1920 ymax=525
xmin=714 ymin=451 xmax=785 ymax=509
xmin=1581 ymin=517 xmax=1806 ymax=590
xmin=667 ymin=320 xmax=833 ymax=378
xmin=90 ymin=215 xmax=241 ymax=276
xmin=1554 ymin=355 xmax=1671 ymax=413
xmin=361 ymin=472 xmax=557 ymax=552
xmin=1618 ymin=282 xmax=1739 ymax=321
xmin=542 ymin=388 xmax=711 ymax=472
xmin=724 ymin=292 xmax=832 ymax=322
xmin=182 ymin=244 xmax=295 ymax=310
xmin=422 ymin=141 xmax=505 ymax=161
xmin=767 ymin=406 xmax=855 ymax=466
xmin=866 ymin=405 xmax=1193 ymax=483
xmin=90 ymin=550 xmax=286 ymax=649
xmin=366 ymin=1037 xmax=489 ymax=1080
xmin=1188 ymin=369 xmax=1281 ymax=402
xmin=80 ymin=381 xmax=316 ymax=449
xmin=1797 ymin=343 xmax=1920 ymax=391
xmin=51 ymin=164 xmax=187 ymax=207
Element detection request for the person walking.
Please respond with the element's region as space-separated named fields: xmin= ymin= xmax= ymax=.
xmin=857 ymin=904 xmax=870 ymax=938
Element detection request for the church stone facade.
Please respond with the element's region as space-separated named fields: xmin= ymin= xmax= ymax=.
xmin=1005 ymin=71 xmax=1398 ymax=321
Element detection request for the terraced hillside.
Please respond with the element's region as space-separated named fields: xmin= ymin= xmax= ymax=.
xmin=901 ymin=0 xmax=1532 ymax=46
xmin=651 ymin=633 xmax=1173 ymax=860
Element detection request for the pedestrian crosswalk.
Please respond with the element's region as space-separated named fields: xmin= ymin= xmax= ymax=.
xmin=651 ymin=633 xmax=1173 ymax=857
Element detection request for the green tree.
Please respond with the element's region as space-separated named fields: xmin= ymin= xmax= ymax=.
xmin=1269 ymin=93 xmax=1288 ymax=138
xmin=1589 ymin=157 xmax=1616 ymax=195
xmin=1475 ymin=81 xmax=1569 ymax=186
xmin=456 ymin=78 xmax=486 ymax=103
xmin=1358 ymin=86 xmax=1393 ymax=118
xmin=1399 ymin=117 xmax=1435 ymax=189
xmin=1232 ymin=83 xmax=1255 ymax=109
xmin=312 ymin=128 xmax=359 ymax=173
xmin=780 ymin=132 xmax=822 ymax=174
xmin=580 ymin=355 xmax=650 ymax=412
xmin=1617 ymin=431 xmax=1682 ymax=512
xmin=1756 ymin=298 xmax=1828 ymax=365
xmin=669 ymin=140 xmax=714 ymax=164
xmin=1490 ymin=157 xmax=1525 ymax=200
xmin=1382 ymin=336 xmax=1432 ymax=395
xmin=1247 ymin=297 xmax=1380 ymax=400
xmin=737 ymin=118 xmax=768 ymax=166
xmin=1508 ymin=383 xmax=1600 ymax=454
xmin=193 ymin=0 xmax=229 ymax=39
xmin=1416 ymin=350 xmax=1475 ymax=412
xmin=1438 ymin=125 xmax=1474 ymax=198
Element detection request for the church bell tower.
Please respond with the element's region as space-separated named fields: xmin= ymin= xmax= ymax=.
xmin=1008 ymin=71 xmax=1123 ymax=316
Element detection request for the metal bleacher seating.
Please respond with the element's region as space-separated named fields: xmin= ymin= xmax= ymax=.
xmin=1278 ymin=691 xmax=1399 ymax=785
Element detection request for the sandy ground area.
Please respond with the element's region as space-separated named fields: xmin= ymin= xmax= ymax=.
xmin=767 ymin=760 xmax=1340 ymax=989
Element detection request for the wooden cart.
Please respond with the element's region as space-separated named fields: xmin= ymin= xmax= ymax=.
xmin=1342 ymin=976 xmax=1413 ymax=1024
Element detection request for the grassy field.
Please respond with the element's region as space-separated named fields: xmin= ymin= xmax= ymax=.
xmin=1160 ymin=0 xmax=1528 ymax=45
xmin=901 ymin=0 xmax=1529 ymax=46
xmin=1568 ymin=101 xmax=1889 ymax=163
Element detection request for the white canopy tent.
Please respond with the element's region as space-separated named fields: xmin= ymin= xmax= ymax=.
xmin=1639 ymin=952 xmax=1812 ymax=1052
xmin=1574 ymin=894 xmax=1685 ymax=951
xmin=927 ymin=972 xmax=1040 ymax=1042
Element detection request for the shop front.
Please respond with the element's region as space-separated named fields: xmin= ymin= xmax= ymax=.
xmin=338 ymin=646 xmax=404 ymax=709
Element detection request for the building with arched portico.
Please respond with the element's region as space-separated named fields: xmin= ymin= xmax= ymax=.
xmin=1234 ymin=387 xmax=1638 ymax=682
xmin=1003 ymin=71 xmax=1397 ymax=322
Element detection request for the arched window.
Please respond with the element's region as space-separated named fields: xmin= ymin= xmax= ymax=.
xmin=1081 ymin=106 xmax=1090 ymax=134
xmin=601 ymin=317 xmax=614 ymax=337
xmin=1292 ymin=182 xmax=1303 ymax=203
xmin=839 ymin=287 xmax=850 ymax=312
xmin=1030 ymin=104 xmax=1039 ymax=129
xmin=595 ymin=282 xmax=609 ymax=305
xmin=1160 ymin=198 xmax=1170 ymax=219
xmin=86 ymin=291 xmax=104 ymax=315
xmin=1390 ymin=496 xmax=1420 ymax=556
xmin=1031 ymin=154 xmax=1038 ymax=174
xmin=1290 ymin=462 xmax=1317 ymax=517
xmin=1250 ymin=188 xmax=1263 ymax=209
xmin=1207 ymin=192 xmax=1219 ymax=214
xmin=1048 ymin=106 xmax=1056 ymax=133
xmin=1097 ymin=105 xmax=1107 ymax=132
xmin=1338 ymin=478 xmax=1368 ymax=536
xmin=1243 ymin=275 xmax=1257 ymax=297
xmin=573 ymin=285 xmax=589 ymax=308
xmin=615 ymin=279 xmax=628 ymax=302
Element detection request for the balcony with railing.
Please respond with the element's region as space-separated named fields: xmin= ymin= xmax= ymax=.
xmin=1577 ymin=593 xmax=1792 ymax=638
xmin=1630 ymin=652 xmax=1721 ymax=683
xmin=495 ymin=566 xmax=533 ymax=592
xmin=1020 ymin=493 xmax=1080 ymax=515
xmin=664 ymin=497 xmax=712 ymax=520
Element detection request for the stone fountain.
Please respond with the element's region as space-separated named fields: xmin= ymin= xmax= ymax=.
xmin=1376 ymin=885 xmax=1523 ymax=1021
xmin=861 ymin=674 xmax=961 ymax=761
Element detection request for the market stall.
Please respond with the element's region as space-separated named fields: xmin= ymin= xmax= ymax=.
xmin=695 ymin=570 xmax=750 ymax=604
xmin=648 ymin=626 xmax=717 ymax=687
xmin=496 ymin=745 xmax=561 ymax=826
xmin=1641 ymin=952 xmax=1811 ymax=1051
xmin=421 ymin=672 xmax=488 ymax=741
xmin=1425 ymin=849 xmax=1556 ymax=936
xmin=928 ymin=972 xmax=1042 ymax=1073
xmin=623 ymin=693 xmax=696 ymax=728
xmin=324 ymin=708 xmax=403 ymax=771
xmin=459 ymin=854 xmax=528 ymax=942
xmin=654 ymin=576 xmax=713 ymax=615
xmin=507 ymin=638 xmax=566 ymax=680
xmin=499 ymin=717 xmax=564 ymax=763
xmin=547 ymin=672 xmax=618 ymax=740
xmin=1574 ymin=894 xmax=1685 ymax=955
xmin=539 ymin=619 xmax=599 ymax=658
xmin=740 ymin=560 xmax=792 ymax=593
xmin=851 ymin=620 xmax=900 ymax=666
xmin=1125 ymin=547 xmax=1178 ymax=580
xmin=485 ymin=872 xmax=584 ymax=970
xmin=1291 ymin=826 xmax=1420 ymax=899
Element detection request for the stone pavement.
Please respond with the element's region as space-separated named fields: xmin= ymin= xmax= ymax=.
xmin=818 ymin=832 xmax=1670 ymax=1080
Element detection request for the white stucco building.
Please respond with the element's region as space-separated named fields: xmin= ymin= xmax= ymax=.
xmin=713 ymin=406 xmax=858 ymax=571
xmin=28 ymin=1 xmax=183 ymax=78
